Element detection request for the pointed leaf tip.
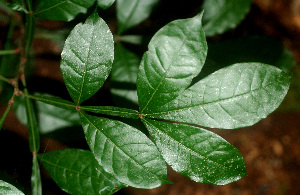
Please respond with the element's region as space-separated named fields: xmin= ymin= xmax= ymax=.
xmin=117 ymin=0 xmax=159 ymax=34
xmin=79 ymin=112 xmax=170 ymax=188
xmin=137 ymin=12 xmax=208 ymax=114
xmin=202 ymin=0 xmax=252 ymax=36
xmin=143 ymin=118 xmax=247 ymax=185
xmin=98 ymin=0 xmax=115 ymax=10
xmin=147 ymin=63 xmax=291 ymax=129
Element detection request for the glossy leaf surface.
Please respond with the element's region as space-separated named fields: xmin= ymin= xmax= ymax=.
xmin=81 ymin=106 xmax=139 ymax=119
xmin=202 ymin=0 xmax=252 ymax=36
xmin=148 ymin=63 xmax=291 ymax=129
xmin=117 ymin=0 xmax=159 ymax=34
xmin=0 ymin=180 xmax=24 ymax=195
xmin=34 ymin=0 xmax=95 ymax=21
xmin=79 ymin=112 xmax=169 ymax=188
xmin=111 ymin=43 xmax=140 ymax=108
xmin=31 ymin=156 xmax=41 ymax=195
xmin=39 ymin=149 xmax=125 ymax=194
xmin=143 ymin=118 xmax=247 ymax=185
xmin=137 ymin=12 xmax=207 ymax=114
xmin=98 ymin=0 xmax=115 ymax=10
xmin=61 ymin=11 xmax=114 ymax=105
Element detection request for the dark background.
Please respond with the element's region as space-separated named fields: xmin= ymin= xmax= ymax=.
xmin=1 ymin=0 xmax=300 ymax=194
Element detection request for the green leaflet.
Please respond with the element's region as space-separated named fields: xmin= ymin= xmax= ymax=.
xmin=79 ymin=112 xmax=170 ymax=188
xmin=98 ymin=0 xmax=115 ymax=10
xmin=202 ymin=0 xmax=252 ymax=36
xmin=0 ymin=180 xmax=24 ymax=195
xmin=143 ymin=118 xmax=247 ymax=185
xmin=60 ymin=11 xmax=114 ymax=105
xmin=34 ymin=0 xmax=96 ymax=21
xmin=111 ymin=43 xmax=140 ymax=108
xmin=147 ymin=63 xmax=291 ymax=129
xmin=80 ymin=106 xmax=139 ymax=119
xmin=137 ymin=11 xmax=207 ymax=114
xmin=38 ymin=149 xmax=125 ymax=194
xmin=31 ymin=156 xmax=41 ymax=195
xmin=117 ymin=0 xmax=159 ymax=34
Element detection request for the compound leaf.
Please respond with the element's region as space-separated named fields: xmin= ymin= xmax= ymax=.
xmin=38 ymin=149 xmax=125 ymax=195
xmin=147 ymin=63 xmax=291 ymax=129
xmin=117 ymin=0 xmax=159 ymax=34
xmin=202 ymin=0 xmax=252 ymax=36
xmin=79 ymin=112 xmax=169 ymax=188
xmin=98 ymin=0 xmax=115 ymax=10
xmin=137 ymin=12 xmax=207 ymax=114
xmin=34 ymin=0 xmax=96 ymax=21
xmin=60 ymin=11 xmax=114 ymax=105
xmin=143 ymin=118 xmax=247 ymax=185
xmin=0 ymin=180 xmax=24 ymax=195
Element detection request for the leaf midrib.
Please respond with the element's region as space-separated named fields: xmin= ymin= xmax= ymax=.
xmin=143 ymin=118 xmax=242 ymax=174
xmin=34 ymin=0 xmax=87 ymax=15
xmin=34 ymin=0 xmax=68 ymax=15
xmin=147 ymin=82 xmax=275 ymax=116
xmin=140 ymin=25 xmax=195 ymax=113
xmin=79 ymin=112 xmax=162 ymax=182
xmin=40 ymin=157 xmax=117 ymax=185
xmin=76 ymin=17 xmax=97 ymax=105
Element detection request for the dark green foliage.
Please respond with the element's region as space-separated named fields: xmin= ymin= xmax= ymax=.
xmin=60 ymin=10 xmax=114 ymax=105
xmin=0 ymin=0 xmax=293 ymax=194
xmin=38 ymin=149 xmax=125 ymax=194
xmin=202 ymin=0 xmax=253 ymax=36
xmin=34 ymin=0 xmax=96 ymax=21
